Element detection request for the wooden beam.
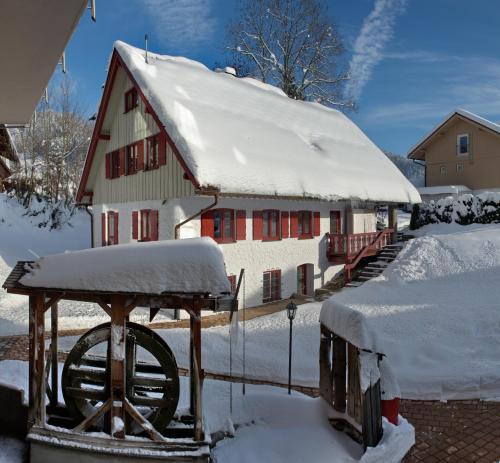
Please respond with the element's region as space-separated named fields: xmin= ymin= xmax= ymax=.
xmin=50 ymin=302 xmax=58 ymax=408
xmin=190 ymin=308 xmax=203 ymax=441
xmin=109 ymin=295 xmax=127 ymax=438
xmin=347 ymin=344 xmax=362 ymax=424
xmin=73 ymin=398 xmax=112 ymax=433
xmin=124 ymin=398 xmax=164 ymax=442
xmin=43 ymin=293 xmax=64 ymax=313
xmin=97 ymin=301 xmax=112 ymax=317
xmin=319 ymin=325 xmax=333 ymax=404
xmin=28 ymin=293 xmax=46 ymax=427
xmin=332 ymin=335 xmax=347 ymax=413
xmin=98 ymin=133 xmax=110 ymax=140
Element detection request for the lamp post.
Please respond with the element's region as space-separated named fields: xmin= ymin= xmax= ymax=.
xmin=286 ymin=301 xmax=298 ymax=395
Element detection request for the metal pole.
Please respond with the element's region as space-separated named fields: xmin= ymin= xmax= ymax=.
xmin=288 ymin=318 xmax=293 ymax=395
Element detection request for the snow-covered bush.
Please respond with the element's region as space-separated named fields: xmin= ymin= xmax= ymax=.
xmin=410 ymin=192 xmax=500 ymax=229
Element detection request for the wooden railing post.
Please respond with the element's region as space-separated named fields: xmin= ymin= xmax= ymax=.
xmin=332 ymin=335 xmax=347 ymax=413
xmin=319 ymin=325 xmax=334 ymax=404
xmin=29 ymin=293 xmax=46 ymax=428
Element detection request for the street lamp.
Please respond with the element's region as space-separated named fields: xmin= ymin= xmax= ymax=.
xmin=286 ymin=301 xmax=298 ymax=395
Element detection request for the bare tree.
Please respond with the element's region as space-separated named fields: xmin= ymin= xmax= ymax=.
xmin=11 ymin=75 xmax=93 ymax=206
xmin=227 ymin=0 xmax=353 ymax=109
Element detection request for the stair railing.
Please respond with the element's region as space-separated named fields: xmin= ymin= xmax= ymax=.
xmin=344 ymin=228 xmax=394 ymax=282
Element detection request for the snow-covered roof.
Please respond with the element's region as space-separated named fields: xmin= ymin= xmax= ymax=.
xmin=19 ymin=237 xmax=231 ymax=295
xmin=417 ymin=185 xmax=470 ymax=196
xmin=408 ymin=109 xmax=500 ymax=160
xmin=110 ymin=41 xmax=420 ymax=204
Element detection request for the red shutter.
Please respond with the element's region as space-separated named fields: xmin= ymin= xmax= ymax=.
xmin=150 ymin=210 xmax=159 ymax=241
xmin=290 ymin=211 xmax=299 ymax=238
xmin=201 ymin=210 xmax=214 ymax=238
xmin=114 ymin=212 xmax=119 ymax=244
xmin=101 ymin=212 xmax=107 ymax=246
xmin=313 ymin=211 xmax=321 ymax=237
xmin=281 ymin=211 xmax=289 ymax=239
xmin=158 ymin=133 xmax=167 ymax=166
xmin=236 ymin=210 xmax=246 ymax=240
xmin=105 ymin=153 xmax=111 ymax=179
xmin=253 ymin=211 xmax=263 ymax=240
xmin=119 ymin=148 xmax=126 ymax=176
xmin=136 ymin=140 xmax=144 ymax=171
xmin=274 ymin=269 xmax=282 ymax=300
xmin=132 ymin=211 xmax=138 ymax=239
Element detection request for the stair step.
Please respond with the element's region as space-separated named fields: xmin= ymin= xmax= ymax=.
xmin=359 ymin=271 xmax=382 ymax=278
xmin=367 ymin=261 xmax=389 ymax=268
xmin=346 ymin=281 xmax=364 ymax=288
xmin=378 ymin=256 xmax=395 ymax=262
xmin=357 ymin=275 xmax=373 ymax=281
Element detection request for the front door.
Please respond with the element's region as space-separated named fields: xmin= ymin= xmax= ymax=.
xmin=330 ymin=211 xmax=341 ymax=234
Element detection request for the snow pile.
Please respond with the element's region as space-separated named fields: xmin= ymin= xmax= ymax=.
xmin=20 ymin=237 xmax=230 ymax=295
xmin=321 ymin=222 xmax=500 ymax=400
xmin=112 ymin=41 xmax=420 ymax=204
xmin=411 ymin=191 xmax=500 ymax=229
xmin=0 ymin=435 xmax=25 ymax=463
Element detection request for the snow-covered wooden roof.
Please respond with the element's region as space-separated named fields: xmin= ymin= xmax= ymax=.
xmin=81 ymin=41 xmax=420 ymax=204
xmin=17 ymin=238 xmax=231 ymax=295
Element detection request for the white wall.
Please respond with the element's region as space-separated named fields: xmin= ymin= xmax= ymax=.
xmin=94 ymin=196 xmax=374 ymax=308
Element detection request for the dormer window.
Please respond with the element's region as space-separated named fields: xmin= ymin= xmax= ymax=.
xmin=457 ymin=133 xmax=469 ymax=155
xmin=125 ymin=88 xmax=138 ymax=113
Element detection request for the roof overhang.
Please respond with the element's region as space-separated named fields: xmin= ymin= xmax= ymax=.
xmin=0 ymin=0 xmax=88 ymax=125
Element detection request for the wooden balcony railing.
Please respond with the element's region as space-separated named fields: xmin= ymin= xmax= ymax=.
xmin=327 ymin=229 xmax=394 ymax=281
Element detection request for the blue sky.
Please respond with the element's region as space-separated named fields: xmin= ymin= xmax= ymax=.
xmin=60 ymin=0 xmax=500 ymax=156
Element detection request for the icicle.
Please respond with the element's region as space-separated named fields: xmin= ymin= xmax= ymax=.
xmin=145 ymin=34 xmax=149 ymax=64
xmin=60 ymin=52 xmax=66 ymax=74
xmin=89 ymin=0 xmax=96 ymax=21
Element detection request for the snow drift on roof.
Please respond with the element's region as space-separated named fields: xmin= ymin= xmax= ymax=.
xmin=114 ymin=41 xmax=420 ymax=204
xmin=20 ymin=237 xmax=230 ymax=295
xmin=418 ymin=185 xmax=470 ymax=195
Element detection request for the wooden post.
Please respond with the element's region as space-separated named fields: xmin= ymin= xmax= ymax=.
xmin=388 ymin=205 xmax=398 ymax=244
xmin=190 ymin=306 xmax=203 ymax=441
xmin=319 ymin=325 xmax=333 ymax=404
xmin=109 ymin=295 xmax=127 ymax=438
xmin=29 ymin=293 xmax=46 ymax=428
xmin=50 ymin=302 xmax=58 ymax=408
xmin=362 ymin=380 xmax=383 ymax=450
xmin=332 ymin=335 xmax=346 ymax=413
xmin=347 ymin=344 xmax=362 ymax=424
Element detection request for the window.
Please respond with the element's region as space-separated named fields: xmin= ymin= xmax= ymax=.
xmin=213 ymin=209 xmax=235 ymax=243
xmin=456 ymin=164 xmax=464 ymax=173
xmin=110 ymin=150 xmax=120 ymax=179
xmin=102 ymin=211 xmax=119 ymax=246
xmin=125 ymin=88 xmax=138 ymax=113
xmin=457 ymin=133 xmax=469 ymax=155
xmin=262 ymin=210 xmax=280 ymax=240
xmin=126 ymin=143 xmax=138 ymax=175
xmin=228 ymin=274 xmax=237 ymax=293
xmin=146 ymin=135 xmax=159 ymax=170
xmin=440 ymin=165 xmax=446 ymax=175
xmin=263 ymin=269 xmax=281 ymax=303
xmin=330 ymin=211 xmax=341 ymax=234
xmin=138 ymin=209 xmax=159 ymax=241
xmin=298 ymin=211 xmax=312 ymax=238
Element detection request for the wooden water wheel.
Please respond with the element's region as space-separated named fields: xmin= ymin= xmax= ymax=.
xmin=61 ymin=322 xmax=180 ymax=434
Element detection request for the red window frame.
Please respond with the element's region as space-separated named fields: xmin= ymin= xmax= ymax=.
xmin=330 ymin=211 xmax=341 ymax=234
xmin=103 ymin=211 xmax=119 ymax=246
xmin=263 ymin=269 xmax=281 ymax=303
xmin=213 ymin=209 xmax=235 ymax=243
xmin=262 ymin=210 xmax=280 ymax=241
xmin=124 ymin=88 xmax=138 ymax=113
xmin=145 ymin=135 xmax=159 ymax=170
xmin=139 ymin=209 xmax=159 ymax=242
xmin=110 ymin=150 xmax=120 ymax=179
xmin=227 ymin=274 xmax=237 ymax=293
xmin=298 ymin=211 xmax=313 ymax=239
xmin=126 ymin=143 xmax=138 ymax=175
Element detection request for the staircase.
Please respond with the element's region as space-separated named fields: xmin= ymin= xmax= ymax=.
xmin=344 ymin=229 xmax=416 ymax=288
xmin=345 ymin=242 xmax=403 ymax=288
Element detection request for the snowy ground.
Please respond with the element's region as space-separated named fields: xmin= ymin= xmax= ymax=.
xmin=0 ymin=360 xmax=414 ymax=463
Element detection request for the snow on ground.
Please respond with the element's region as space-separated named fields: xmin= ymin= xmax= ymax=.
xmin=0 ymin=360 xmax=414 ymax=463
xmin=0 ymin=435 xmax=25 ymax=463
xmin=322 ymin=222 xmax=500 ymax=400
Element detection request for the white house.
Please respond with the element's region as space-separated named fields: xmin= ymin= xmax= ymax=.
xmin=76 ymin=41 xmax=420 ymax=308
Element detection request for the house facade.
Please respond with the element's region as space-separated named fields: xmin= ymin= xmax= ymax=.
xmin=77 ymin=41 xmax=420 ymax=308
xmin=408 ymin=109 xmax=500 ymax=201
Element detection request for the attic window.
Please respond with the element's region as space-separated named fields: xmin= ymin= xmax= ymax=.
xmin=125 ymin=88 xmax=138 ymax=113
xmin=457 ymin=134 xmax=469 ymax=155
